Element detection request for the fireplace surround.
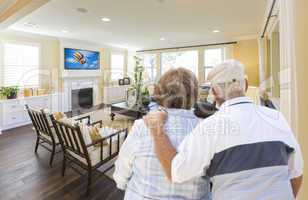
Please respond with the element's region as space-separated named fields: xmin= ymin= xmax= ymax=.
xmin=63 ymin=77 xmax=99 ymax=112
xmin=71 ymin=87 xmax=93 ymax=110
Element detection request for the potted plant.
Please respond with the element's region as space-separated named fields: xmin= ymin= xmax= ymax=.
xmin=141 ymin=86 xmax=151 ymax=107
xmin=126 ymin=56 xmax=144 ymax=108
xmin=0 ymin=86 xmax=19 ymax=99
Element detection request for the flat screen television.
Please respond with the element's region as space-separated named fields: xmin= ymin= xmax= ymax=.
xmin=64 ymin=48 xmax=100 ymax=70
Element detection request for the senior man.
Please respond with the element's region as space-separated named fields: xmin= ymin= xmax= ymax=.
xmin=144 ymin=60 xmax=303 ymax=200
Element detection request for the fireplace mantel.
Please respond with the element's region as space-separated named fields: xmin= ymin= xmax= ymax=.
xmin=62 ymin=70 xmax=101 ymax=78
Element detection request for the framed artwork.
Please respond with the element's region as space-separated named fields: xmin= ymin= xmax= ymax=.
xmin=123 ymin=77 xmax=131 ymax=85
xmin=126 ymin=88 xmax=137 ymax=107
xmin=118 ymin=79 xmax=124 ymax=85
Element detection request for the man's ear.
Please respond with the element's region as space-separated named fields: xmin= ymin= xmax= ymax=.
xmin=211 ymin=87 xmax=224 ymax=105
xmin=211 ymin=87 xmax=218 ymax=97
xmin=245 ymin=79 xmax=249 ymax=92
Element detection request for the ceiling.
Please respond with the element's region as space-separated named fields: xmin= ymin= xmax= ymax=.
xmin=9 ymin=0 xmax=267 ymax=50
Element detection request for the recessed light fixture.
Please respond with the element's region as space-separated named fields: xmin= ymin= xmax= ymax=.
xmin=160 ymin=37 xmax=165 ymax=41
xmin=62 ymin=30 xmax=69 ymax=33
xmin=213 ymin=30 xmax=220 ymax=33
xmin=101 ymin=17 xmax=111 ymax=22
xmin=24 ymin=22 xmax=38 ymax=28
xmin=77 ymin=8 xmax=88 ymax=13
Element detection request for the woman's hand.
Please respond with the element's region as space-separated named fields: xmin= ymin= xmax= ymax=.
xmin=143 ymin=111 xmax=168 ymax=136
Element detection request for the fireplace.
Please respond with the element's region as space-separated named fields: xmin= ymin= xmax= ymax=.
xmin=71 ymin=87 xmax=93 ymax=110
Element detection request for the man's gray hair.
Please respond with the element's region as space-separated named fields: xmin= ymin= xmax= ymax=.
xmin=207 ymin=59 xmax=246 ymax=100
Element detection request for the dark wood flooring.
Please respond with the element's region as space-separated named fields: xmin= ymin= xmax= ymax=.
xmin=0 ymin=125 xmax=124 ymax=200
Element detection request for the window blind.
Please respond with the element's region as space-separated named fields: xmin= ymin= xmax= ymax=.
xmin=111 ymin=54 xmax=124 ymax=80
xmin=3 ymin=43 xmax=40 ymax=87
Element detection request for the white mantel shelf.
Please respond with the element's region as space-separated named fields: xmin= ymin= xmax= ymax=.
xmin=62 ymin=70 xmax=102 ymax=79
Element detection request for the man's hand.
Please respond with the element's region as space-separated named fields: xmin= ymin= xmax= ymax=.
xmin=143 ymin=111 xmax=168 ymax=136
xmin=143 ymin=110 xmax=176 ymax=181
xmin=291 ymin=175 xmax=303 ymax=198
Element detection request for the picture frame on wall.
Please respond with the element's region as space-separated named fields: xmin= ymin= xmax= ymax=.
xmin=123 ymin=77 xmax=131 ymax=85
xmin=118 ymin=79 xmax=124 ymax=85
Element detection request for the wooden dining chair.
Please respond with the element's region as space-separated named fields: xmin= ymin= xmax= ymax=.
xmin=50 ymin=115 xmax=128 ymax=194
xmin=25 ymin=105 xmax=61 ymax=167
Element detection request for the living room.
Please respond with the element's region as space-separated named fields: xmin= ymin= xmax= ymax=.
xmin=1 ymin=0 xmax=308 ymax=200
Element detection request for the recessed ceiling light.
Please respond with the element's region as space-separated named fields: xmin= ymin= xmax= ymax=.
xmin=101 ymin=17 xmax=111 ymax=22
xmin=24 ymin=22 xmax=38 ymax=28
xmin=62 ymin=30 xmax=69 ymax=33
xmin=160 ymin=37 xmax=165 ymax=41
xmin=77 ymin=8 xmax=88 ymax=13
xmin=213 ymin=30 xmax=220 ymax=33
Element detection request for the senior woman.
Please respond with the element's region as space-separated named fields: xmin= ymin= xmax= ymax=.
xmin=113 ymin=68 xmax=211 ymax=200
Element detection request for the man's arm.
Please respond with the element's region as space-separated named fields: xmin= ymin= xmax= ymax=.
xmin=144 ymin=111 xmax=176 ymax=180
xmin=144 ymin=111 xmax=214 ymax=183
xmin=291 ymin=175 xmax=303 ymax=198
xmin=152 ymin=129 xmax=177 ymax=181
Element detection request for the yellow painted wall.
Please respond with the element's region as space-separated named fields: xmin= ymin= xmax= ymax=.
xmin=294 ymin=0 xmax=308 ymax=199
xmin=234 ymin=39 xmax=260 ymax=86
xmin=0 ymin=32 xmax=129 ymax=104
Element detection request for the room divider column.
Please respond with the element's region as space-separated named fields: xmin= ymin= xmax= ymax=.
xmin=293 ymin=0 xmax=308 ymax=199
xmin=278 ymin=0 xmax=297 ymax=130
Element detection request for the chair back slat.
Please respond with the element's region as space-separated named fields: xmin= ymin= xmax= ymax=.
xmin=70 ymin=129 xmax=82 ymax=153
xmin=37 ymin=112 xmax=48 ymax=134
xmin=65 ymin=126 xmax=78 ymax=151
xmin=59 ymin=125 xmax=70 ymax=147
xmin=26 ymin=105 xmax=54 ymax=141
xmin=51 ymin=115 xmax=88 ymax=158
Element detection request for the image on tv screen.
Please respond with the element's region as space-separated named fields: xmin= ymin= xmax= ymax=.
xmin=64 ymin=48 xmax=100 ymax=70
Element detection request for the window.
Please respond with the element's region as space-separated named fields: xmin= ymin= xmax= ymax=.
xmin=161 ymin=50 xmax=198 ymax=75
xmin=204 ymin=48 xmax=225 ymax=80
xmin=143 ymin=54 xmax=157 ymax=83
xmin=3 ymin=43 xmax=40 ymax=87
xmin=111 ymin=54 xmax=125 ymax=80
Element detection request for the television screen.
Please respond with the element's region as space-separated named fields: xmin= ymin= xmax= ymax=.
xmin=64 ymin=48 xmax=100 ymax=70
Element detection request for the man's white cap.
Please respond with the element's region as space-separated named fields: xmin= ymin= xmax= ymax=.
xmin=207 ymin=59 xmax=246 ymax=84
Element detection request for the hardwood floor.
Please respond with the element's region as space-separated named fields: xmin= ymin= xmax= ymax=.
xmin=0 ymin=125 xmax=124 ymax=200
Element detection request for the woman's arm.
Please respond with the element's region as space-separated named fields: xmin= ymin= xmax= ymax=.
xmin=113 ymin=121 xmax=140 ymax=190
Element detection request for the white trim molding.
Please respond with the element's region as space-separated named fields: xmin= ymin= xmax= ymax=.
xmin=278 ymin=0 xmax=297 ymax=132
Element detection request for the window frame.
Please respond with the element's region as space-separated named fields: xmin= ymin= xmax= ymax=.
xmin=160 ymin=49 xmax=199 ymax=76
xmin=2 ymin=41 xmax=41 ymax=88
xmin=204 ymin=47 xmax=226 ymax=81
xmin=142 ymin=53 xmax=157 ymax=84
xmin=110 ymin=52 xmax=125 ymax=81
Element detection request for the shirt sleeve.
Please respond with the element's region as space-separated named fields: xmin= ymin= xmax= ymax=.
xmin=288 ymin=133 xmax=304 ymax=179
xmin=113 ymin=120 xmax=141 ymax=190
xmin=278 ymin=112 xmax=304 ymax=179
xmin=171 ymin=120 xmax=217 ymax=183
